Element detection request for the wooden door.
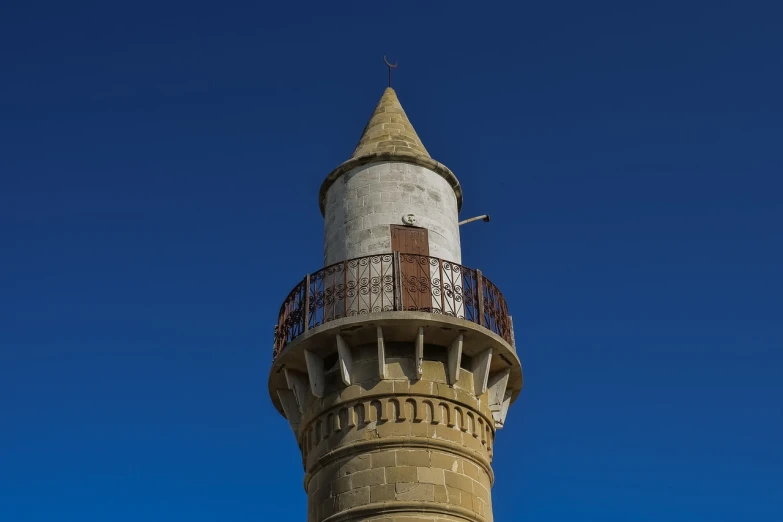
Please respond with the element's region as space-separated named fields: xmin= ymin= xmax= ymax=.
xmin=391 ymin=225 xmax=429 ymax=256
xmin=391 ymin=225 xmax=433 ymax=311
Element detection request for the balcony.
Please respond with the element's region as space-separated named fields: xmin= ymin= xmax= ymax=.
xmin=273 ymin=253 xmax=514 ymax=360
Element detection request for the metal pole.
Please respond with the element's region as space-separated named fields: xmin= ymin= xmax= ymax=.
xmin=509 ymin=315 xmax=516 ymax=350
xmin=476 ymin=269 xmax=485 ymax=327
xmin=439 ymin=258 xmax=445 ymax=314
xmin=303 ymin=274 xmax=310 ymax=331
xmin=393 ymin=252 xmax=402 ymax=311
xmin=458 ymin=215 xmax=490 ymax=226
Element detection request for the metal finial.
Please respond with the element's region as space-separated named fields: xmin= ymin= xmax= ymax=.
xmin=383 ymin=55 xmax=398 ymax=87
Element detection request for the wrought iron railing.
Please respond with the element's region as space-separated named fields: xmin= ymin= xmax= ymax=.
xmin=273 ymin=253 xmax=512 ymax=360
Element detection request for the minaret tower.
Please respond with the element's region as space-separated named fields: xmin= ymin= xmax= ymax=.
xmin=269 ymin=86 xmax=523 ymax=522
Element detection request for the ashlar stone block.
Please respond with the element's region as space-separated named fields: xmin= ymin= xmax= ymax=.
xmin=386 ymin=466 xmax=417 ymax=484
xmin=395 ymin=483 xmax=435 ymax=502
xmin=417 ymin=467 xmax=446 ymax=486
xmin=338 ymin=487 xmax=370 ymax=511
xmin=350 ymin=468 xmax=386 ymax=488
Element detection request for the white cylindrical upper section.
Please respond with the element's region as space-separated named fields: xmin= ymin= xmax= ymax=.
xmin=323 ymin=162 xmax=461 ymax=266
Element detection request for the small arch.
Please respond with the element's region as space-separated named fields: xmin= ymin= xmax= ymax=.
xmin=343 ymin=406 xmax=356 ymax=428
xmin=389 ymin=398 xmax=403 ymax=421
xmin=439 ymin=403 xmax=453 ymax=427
xmin=406 ymin=398 xmax=421 ymax=422
xmin=422 ymin=400 xmax=435 ymax=423
xmin=371 ymin=400 xmax=385 ymax=422
xmin=466 ymin=412 xmax=478 ymax=437
xmin=325 ymin=414 xmax=335 ymax=438
xmin=338 ymin=408 xmax=351 ymax=431
xmin=356 ymin=402 xmax=368 ymax=425
xmin=454 ymin=407 xmax=465 ymax=431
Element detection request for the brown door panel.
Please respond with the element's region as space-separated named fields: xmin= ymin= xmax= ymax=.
xmin=391 ymin=225 xmax=433 ymax=310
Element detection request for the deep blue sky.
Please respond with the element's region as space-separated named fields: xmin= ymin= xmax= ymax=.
xmin=1 ymin=1 xmax=781 ymax=520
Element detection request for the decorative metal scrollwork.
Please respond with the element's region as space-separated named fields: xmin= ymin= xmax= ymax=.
xmin=273 ymin=279 xmax=306 ymax=360
xmin=273 ymin=253 xmax=512 ymax=359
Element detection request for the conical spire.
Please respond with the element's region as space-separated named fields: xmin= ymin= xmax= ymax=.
xmin=319 ymin=86 xmax=463 ymax=215
xmin=351 ymin=87 xmax=430 ymax=160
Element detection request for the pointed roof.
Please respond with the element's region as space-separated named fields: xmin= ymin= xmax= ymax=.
xmin=319 ymin=87 xmax=463 ymax=215
xmin=351 ymin=87 xmax=430 ymax=160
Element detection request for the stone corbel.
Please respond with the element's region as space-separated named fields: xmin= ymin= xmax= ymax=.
xmin=415 ymin=327 xmax=424 ymax=379
xmin=497 ymin=390 xmax=512 ymax=428
xmin=277 ymin=389 xmax=301 ymax=434
xmin=487 ymin=368 xmax=511 ymax=428
xmin=336 ymin=334 xmax=353 ymax=386
xmin=304 ymin=350 xmax=325 ymax=398
xmin=447 ymin=334 xmax=463 ymax=385
xmin=471 ymin=348 xmax=493 ymax=395
xmin=284 ymin=368 xmax=310 ymax=413
xmin=377 ymin=326 xmax=387 ymax=379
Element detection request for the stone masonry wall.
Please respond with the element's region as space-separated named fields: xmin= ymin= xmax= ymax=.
xmin=297 ymin=344 xmax=494 ymax=522
xmin=323 ymin=162 xmax=461 ymax=266
xmin=307 ymin=449 xmax=493 ymax=522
